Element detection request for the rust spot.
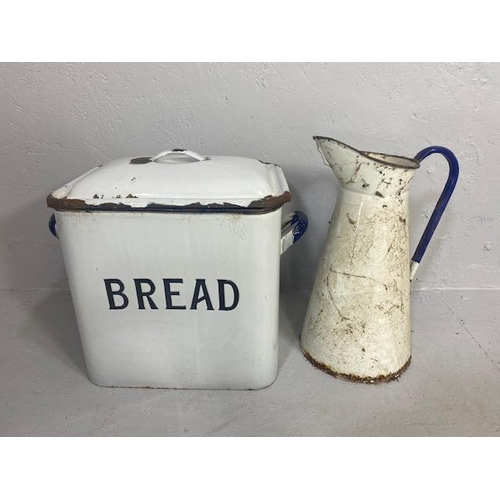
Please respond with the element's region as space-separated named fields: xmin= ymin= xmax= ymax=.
xmin=129 ymin=157 xmax=151 ymax=164
xmin=258 ymin=159 xmax=278 ymax=167
xmin=46 ymin=191 xmax=292 ymax=214
xmin=346 ymin=213 xmax=356 ymax=226
xmin=301 ymin=349 xmax=411 ymax=384
xmin=375 ymin=191 xmax=384 ymax=198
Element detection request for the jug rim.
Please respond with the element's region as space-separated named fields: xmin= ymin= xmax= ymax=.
xmin=313 ymin=136 xmax=420 ymax=170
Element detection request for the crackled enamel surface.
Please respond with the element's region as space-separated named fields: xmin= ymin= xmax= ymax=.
xmin=300 ymin=137 xmax=419 ymax=381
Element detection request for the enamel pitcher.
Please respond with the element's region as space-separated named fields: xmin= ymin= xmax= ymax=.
xmin=300 ymin=137 xmax=459 ymax=383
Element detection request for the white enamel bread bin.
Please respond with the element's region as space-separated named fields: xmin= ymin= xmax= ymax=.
xmin=47 ymin=149 xmax=308 ymax=389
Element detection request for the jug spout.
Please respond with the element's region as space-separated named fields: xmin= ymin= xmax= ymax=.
xmin=313 ymin=136 xmax=419 ymax=198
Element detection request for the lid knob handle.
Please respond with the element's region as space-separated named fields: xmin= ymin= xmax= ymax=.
xmin=151 ymin=149 xmax=205 ymax=162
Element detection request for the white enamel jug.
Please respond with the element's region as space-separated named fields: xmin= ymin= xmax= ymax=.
xmin=300 ymin=137 xmax=459 ymax=383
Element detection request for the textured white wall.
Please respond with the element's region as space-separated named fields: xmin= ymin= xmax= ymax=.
xmin=0 ymin=62 xmax=498 ymax=291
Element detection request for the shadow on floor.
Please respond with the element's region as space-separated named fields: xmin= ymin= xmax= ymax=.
xmin=29 ymin=289 xmax=87 ymax=377
xmin=278 ymin=290 xmax=310 ymax=370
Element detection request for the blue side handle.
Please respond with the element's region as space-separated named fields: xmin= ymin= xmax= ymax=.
xmin=281 ymin=210 xmax=308 ymax=254
xmin=49 ymin=214 xmax=58 ymax=239
xmin=410 ymin=146 xmax=459 ymax=279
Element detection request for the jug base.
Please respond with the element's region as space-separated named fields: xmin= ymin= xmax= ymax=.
xmin=301 ymin=350 xmax=411 ymax=384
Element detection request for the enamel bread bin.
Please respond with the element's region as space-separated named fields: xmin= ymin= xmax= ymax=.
xmin=47 ymin=149 xmax=307 ymax=389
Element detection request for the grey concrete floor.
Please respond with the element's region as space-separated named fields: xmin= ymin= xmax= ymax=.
xmin=1 ymin=289 xmax=499 ymax=436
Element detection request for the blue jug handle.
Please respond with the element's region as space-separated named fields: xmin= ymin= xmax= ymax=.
xmin=410 ymin=146 xmax=459 ymax=280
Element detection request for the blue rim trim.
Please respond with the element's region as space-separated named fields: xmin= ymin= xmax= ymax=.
xmin=412 ymin=146 xmax=459 ymax=264
xmin=49 ymin=214 xmax=57 ymax=238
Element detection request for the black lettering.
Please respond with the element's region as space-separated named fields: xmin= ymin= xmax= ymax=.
xmin=134 ymin=279 xmax=158 ymax=310
xmin=104 ymin=279 xmax=129 ymax=310
xmin=163 ymin=279 xmax=186 ymax=310
xmin=218 ymin=279 xmax=240 ymax=311
xmin=190 ymin=279 xmax=214 ymax=310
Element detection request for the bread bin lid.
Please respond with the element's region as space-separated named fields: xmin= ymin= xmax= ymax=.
xmin=47 ymin=149 xmax=291 ymax=213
